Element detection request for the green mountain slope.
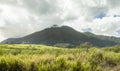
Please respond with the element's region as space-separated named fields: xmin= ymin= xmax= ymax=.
xmin=1 ymin=26 xmax=120 ymax=47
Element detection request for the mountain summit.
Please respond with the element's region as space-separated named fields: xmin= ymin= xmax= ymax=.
xmin=1 ymin=26 xmax=120 ymax=47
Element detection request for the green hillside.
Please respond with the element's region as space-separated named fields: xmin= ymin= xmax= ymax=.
xmin=2 ymin=26 xmax=120 ymax=47
xmin=0 ymin=44 xmax=120 ymax=71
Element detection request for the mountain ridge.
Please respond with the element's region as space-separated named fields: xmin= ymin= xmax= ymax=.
xmin=1 ymin=26 xmax=120 ymax=47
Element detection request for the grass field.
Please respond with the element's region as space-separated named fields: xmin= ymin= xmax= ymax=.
xmin=0 ymin=44 xmax=120 ymax=71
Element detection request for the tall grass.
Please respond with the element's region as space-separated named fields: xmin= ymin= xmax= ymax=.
xmin=0 ymin=44 xmax=120 ymax=71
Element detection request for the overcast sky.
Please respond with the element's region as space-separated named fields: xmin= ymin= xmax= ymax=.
xmin=0 ymin=0 xmax=120 ymax=41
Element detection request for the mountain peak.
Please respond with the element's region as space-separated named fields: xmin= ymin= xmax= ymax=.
xmin=1 ymin=26 xmax=120 ymax=47
xmin=51 ymin=24 xmax=59 ymax=28
xmin=50 ymin=25 xmax=75 ymax=30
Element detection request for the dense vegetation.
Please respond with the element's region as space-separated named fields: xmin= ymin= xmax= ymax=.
xmin=0 ymin=44 xmax=120 ymax=71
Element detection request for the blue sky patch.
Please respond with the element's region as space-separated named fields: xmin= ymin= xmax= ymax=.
xmin=116 ymin=29 xmax=120 ymax=34
xmin=82 ymin=28 xmax=92 ymax=32
xmin=95 ymin=12 xmax=106 ymax=19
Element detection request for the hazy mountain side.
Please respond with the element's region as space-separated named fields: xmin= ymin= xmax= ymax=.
xmin=1 ymin=37 xmax=28 ymax=44
xmin=84 ymin=32 xmax=120 ymax=43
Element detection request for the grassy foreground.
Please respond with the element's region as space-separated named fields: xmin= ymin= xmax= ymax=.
xmin=0 ymin=44 xmax=120 ymax=71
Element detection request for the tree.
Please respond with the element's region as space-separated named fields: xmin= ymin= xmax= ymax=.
xmin=51 ymin=24 xmax=58 ymax=28
xmin=79 ymin=42 xmax=92 ymax=51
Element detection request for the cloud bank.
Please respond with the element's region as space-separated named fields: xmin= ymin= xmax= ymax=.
xmin=0 ymin=0 xmax=120 ymax=41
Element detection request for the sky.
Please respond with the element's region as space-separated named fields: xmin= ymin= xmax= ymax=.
xmin=0 ymin=0 xmax=120 ymax=41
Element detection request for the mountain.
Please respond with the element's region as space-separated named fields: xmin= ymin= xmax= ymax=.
xmin=1 ymin=26 xmax=120 ymax=47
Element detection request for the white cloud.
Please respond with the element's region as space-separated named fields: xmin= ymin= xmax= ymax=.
xmin=0 ymin=34 xmax=5 ymax=42
xmin=0 ymin=4 xmax=36 ymax=37
xmin=91 ymin=17 xmax=120 ymax=37
xmin=0 ymin=0 xmax=120 ymax=41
